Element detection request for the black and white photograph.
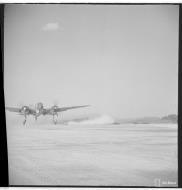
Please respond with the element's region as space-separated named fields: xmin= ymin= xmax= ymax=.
xmin=4 ymin=4 xmax=179 ymax=187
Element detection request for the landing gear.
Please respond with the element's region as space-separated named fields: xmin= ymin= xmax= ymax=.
xmin=23 ymin=115 xmax=27 ymax=125
xmin=53 ymin=113 xmax=58 ymax=124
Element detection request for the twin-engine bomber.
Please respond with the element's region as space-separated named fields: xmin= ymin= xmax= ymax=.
xmin=5 ymin=102 xmax=90 ymax=125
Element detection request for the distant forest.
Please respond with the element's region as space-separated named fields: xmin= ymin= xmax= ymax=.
xmin=161 ymin=114 xmax=177 ymax=123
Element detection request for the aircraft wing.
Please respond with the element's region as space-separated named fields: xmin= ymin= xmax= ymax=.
xmin=5 ymin=107 xmax=36 ymax=115
xmin=5 ymin=107 xmax=21 ymax=112
xmin=54 ymin=105 xmax=90 ymax=112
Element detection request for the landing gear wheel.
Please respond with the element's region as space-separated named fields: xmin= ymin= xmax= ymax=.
xmin=23 ymin=115 xmax=27 ymax=125
xmin=53 ymin=114 xmax=58 ymax=124
xmin=23 ymin=119 xmax=26 ymax=125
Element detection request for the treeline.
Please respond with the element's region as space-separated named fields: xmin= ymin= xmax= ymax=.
xmin=161 ymin=114 xmax=177 ymax=123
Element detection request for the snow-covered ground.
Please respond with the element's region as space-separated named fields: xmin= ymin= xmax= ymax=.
xmin=6 ymin=116 xmax=177 ymax=187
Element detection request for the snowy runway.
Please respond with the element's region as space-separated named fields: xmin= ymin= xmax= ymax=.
xmin=6 ymin=121 xmax=177 ymax=186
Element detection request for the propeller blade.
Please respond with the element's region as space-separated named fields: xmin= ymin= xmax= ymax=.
xmin=53 ymin=100 xmax=59 ymax=106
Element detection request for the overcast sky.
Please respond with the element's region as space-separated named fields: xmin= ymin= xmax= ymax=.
xmin=4 ymin=4 xmax=179 ymax=119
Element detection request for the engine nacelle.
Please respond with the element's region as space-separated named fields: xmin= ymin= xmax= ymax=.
xmin=36 ymin=102 xmax=44 ymax=110
xmin=20 ymin=106 xmax=29 ymax=115
xmin=52 ymin=105 xmax=58 ymax=110
xmin=50 ymin=105 xmax=58 ymax=115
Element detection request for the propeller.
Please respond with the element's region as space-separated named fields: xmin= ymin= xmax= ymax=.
xmin=53 ymin=100 xmax=59 ymax=107
xmin=21 ymin=106 xmax=28 ymax=112
xmin=29 ymin=104 xmax=34 ymax=109
xmin=52 ymin=100 xmax=59 ymax=110
xmin=14 ymin=102 xmax=26 ymax=115
xmin=18 ymin=102 xmax=25 ymax=109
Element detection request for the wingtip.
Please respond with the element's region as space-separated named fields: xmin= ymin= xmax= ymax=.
xmin=80 ymin=105 xmax=90 ymax=108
